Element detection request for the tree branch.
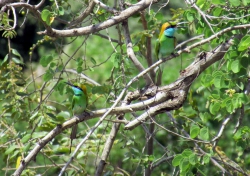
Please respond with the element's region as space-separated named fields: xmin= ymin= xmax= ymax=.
xmin=37 ymin=0 xmax=159 ymax=37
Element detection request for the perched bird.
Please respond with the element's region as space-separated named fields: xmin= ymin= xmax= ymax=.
xmin=155 ymin=22 xmax=177 ymax=85
xmin=155 ymin=21 xmax=177 ymax=60
xmin=65 ymin=82 xmax=88 ymax=152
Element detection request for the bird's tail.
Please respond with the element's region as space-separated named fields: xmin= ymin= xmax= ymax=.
xmin=70 ymin=124 xmax=78 ymax=153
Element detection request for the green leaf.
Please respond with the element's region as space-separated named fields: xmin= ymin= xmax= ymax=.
xmin=229 ymin=0 xmax=240 ymax=6
xmin=200 ymin=127 xmax=209 ymax=140
xmin=12 ymin=49 xmax=24 ymax=64
xmin=201 ymin=74 xmax=213 ymax=87
xmin=203 ymin=154 xmax=210 ymax=164
xmin=77 ymin=66 xmax=83 ymax=73
xmin=212 ymin=0 xmax=225 ymax=5
xmin=77 ymin=151 xmax=85 ymax=159
xmin=186 ymin=11 xmax=194 ymax=22
xmin=21 ymin=134 xmax=31 ymax=143
xmin=23 ymin=143 xmax=31 ymax=152
xmin=231 ymin=60 xmax=240 ymax=73
xmin=182 ymin=149 xmax=193 ymax=157
xmin=16 ymin=92 xmax=28 ymax=96
xmin=209 ymin=102 xmax=220 ymax=115
xmin=190 ymin=125 xmax=200 ymax=138
xmin=199 ymin=112 xmax=211 ymax=123
xmin=43 ymin=70 xmax=53 ymax=82
xmin=172 ymin=154 xmax=183 ymax=166
xmin=90 ymin=57 xmax=97 ymax=65
xmin=180 ymin=158 xmax=190 ymax=171
xmin=89 ymin=67 xmax=94 ymax=72
xmin=243 ymin=0 xmax=250 ymax=5
xmin=30 ymin=111 xmax=39 ymax=120
xmin=238 ymin=35 xmax=250 ymax=51
xmin=32 ymin=132 xmax=47 ymax=138
xmin=225 ymin=99 xmax=234 ymax=113
xmin=214 ymin=76 xmax=222 ymax=88
xmin=58 ymin=6 xmax=64 ymax=16
xmin=40 ymin=55 xmax=53 ymax=67
xmin=5 ymin=145 xmax=18 ymax=155
xmin=41 ymin=9 xmax=52 ymax=25
xmin=133 ymin=45 xmax=139 ymax=52
xmin=57 ymin=111 xmax=70 ymax=119
xmin=189 ymin=153 xmax=198 ymax=165
xmin=213 ymin=7 xmax=222 ymax=16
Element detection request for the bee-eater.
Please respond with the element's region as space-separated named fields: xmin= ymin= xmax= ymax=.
xmin=65 ymin=82 xmax=88 ymax=152
xmin=154 ymin=22 xmax=177 ymax=85
xmin=155 ymin=21 xmax=177 ymax=60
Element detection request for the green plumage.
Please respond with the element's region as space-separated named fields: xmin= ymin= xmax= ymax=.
xmin=65 ymin=82 xmax=88 ymax=153
xmin=155 ymin=36 xmax=176 ymax=60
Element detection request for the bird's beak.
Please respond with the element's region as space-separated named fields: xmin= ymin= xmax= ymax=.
xmin=65 ymin=82 xmax=74 ymax=87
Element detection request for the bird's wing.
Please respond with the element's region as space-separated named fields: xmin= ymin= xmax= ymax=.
xmin=71 ymin=97 xmax=75 ymax=110
xmin=155 ymin=39 xmax=160 ymax=60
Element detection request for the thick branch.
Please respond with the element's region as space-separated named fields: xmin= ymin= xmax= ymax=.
xmin=37 ymin=0 xmax=159 ymax=37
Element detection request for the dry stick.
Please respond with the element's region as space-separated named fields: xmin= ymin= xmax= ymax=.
xmin=122 ymin=20 xmax=153 ymax=85
xmin=37 ymin=0 xmax=159 ymax=37
xmin=233 ymin=105 xmax=244 ymax=134
xmin=211 ymin=115 xmax=232 ymax=146
xmin=68 ymin=1 xmax=96 ymax=27
xmin=95 ymin=97 xmax=129 ymax=175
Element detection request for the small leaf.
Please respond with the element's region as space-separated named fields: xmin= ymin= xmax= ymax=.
xmin=229 ymin=0 xmax=241 ymax=6
xmin=133 ymin=46 xmax=139 ymax=52
xmin=30 ymin=111 xmax=39 ymax=120
xmin=77 ymin=151 xmax=85 ymax=159
xmin=182 ymin=149 xmax=193 ymax=157
xmin=209 ymin=102 xmax=220 ymax=115
xmin=213 ymin=7 xmax=222 ymax=16
xmin=41 ymin=9 xmax=51 ymax=25
xmin=43 ymin=70 xmax=53 ymax=82
xmin=231 ymin=60 xmax=240 ymax=73
xmin=200 ymin=127 xmax=209 ymax=140
xmin=90 ymin=57 xmax=97 ymax=65
xmin=21 ymin=134 xmax=31 ymax=143
xmin=33 ymin=131 xmax=47 ymax=138
xmin=189 ymin=153 xmax=198 ymax=165
xmin=16 ymin=156 xmax=22 ymax=168
xmin=77 ymin=66 xmax=83 ymax=73
xmin=172 ymin=154 xmax=183 ymax=166
xmin=40 ymin=55 xmax=53 ymax=67
xmin=180 ymin=158 xmax=190 ymax=171
xmin=58 ymin=6 xmax=64 ymax=16
xmin=5 ymin=145 xmax=18 ymax=155
xmin=190 ymin=125 xmax=200 ymax=138
xmin=16 ymin=92 xmax=28 ymax=96
xmin=89 ymin=67 xmax=94 ymax=72
xmin=238 ymin=35 xmax=250 ymax=51
xmin=23 ymin=143 xmax=31 ymax=152
xmin=203 ymin=154 xmax=210 ymax=164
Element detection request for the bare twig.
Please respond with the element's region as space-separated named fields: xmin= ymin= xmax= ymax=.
xmin=122 ymin=20 xmax=153 ymax=85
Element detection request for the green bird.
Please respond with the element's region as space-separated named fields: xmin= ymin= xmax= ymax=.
xmin=65 ymin=82 xmax=88 ymax=152
xmin=155 ymin=21 xmax=177 ymax=60
xmin=155 ymin=22 xmax=177 ymax=85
